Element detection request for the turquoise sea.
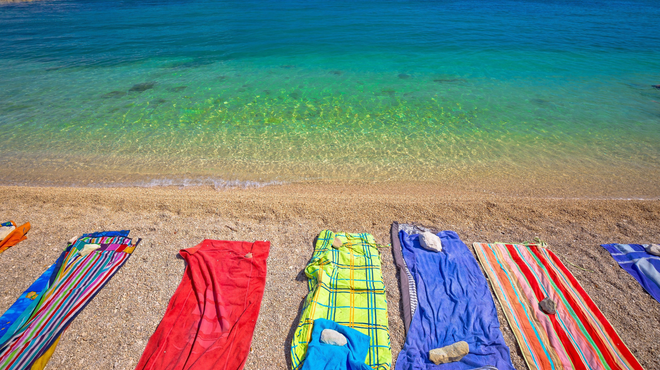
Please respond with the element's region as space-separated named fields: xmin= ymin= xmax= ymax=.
xmin=1 ymin=0 xmax=659 ymax=187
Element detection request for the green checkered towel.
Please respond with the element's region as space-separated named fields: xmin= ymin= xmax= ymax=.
xmin=291 ymin=230 xmax=391 ymax=370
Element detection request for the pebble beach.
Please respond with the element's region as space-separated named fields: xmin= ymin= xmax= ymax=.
xmin=1 ymin=183 xmax=659 ymax=369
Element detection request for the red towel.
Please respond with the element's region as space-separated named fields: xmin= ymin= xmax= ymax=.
xmin=136 ymin=239 xmax=270 ymax=370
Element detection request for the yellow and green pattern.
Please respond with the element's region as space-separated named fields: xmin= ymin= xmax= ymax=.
xmin=291 ymin=230 xmax=391 ymax=370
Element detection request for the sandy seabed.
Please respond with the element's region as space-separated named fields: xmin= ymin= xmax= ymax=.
xmin=1 ymin=183 xmax=660 ymax=370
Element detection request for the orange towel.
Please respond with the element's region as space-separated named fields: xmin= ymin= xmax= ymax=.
xmin=0 ymin=221 xmax=31 ymax=253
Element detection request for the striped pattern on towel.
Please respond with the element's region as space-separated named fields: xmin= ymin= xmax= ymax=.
xmin=0 ymin=234 xmax=136 ymax=370
xmin=602 ymin=243 xmax=660 ymax=303
xmin=291 ymin=230 xmax=391 ymax=370
xmin=473 ymin=243 xmax=643 ymax=370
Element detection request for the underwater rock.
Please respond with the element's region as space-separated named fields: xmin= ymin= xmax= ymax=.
xmin=531 ymin=98 xmax=552 ymax=105
xmin=129 ymin=82 xmax=157 ymax=92
xmin=653 ymin=85 xmax=660 ymax=89
xmin=433 ymin=78 xmax=467 ymax=83
xmin=398 ymin=73 xmax=411 ymax=79
xmin=102 ymin=91 xmax=127 ymax=98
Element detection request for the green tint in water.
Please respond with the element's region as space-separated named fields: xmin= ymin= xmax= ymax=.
xmin=1 ymin=57 xmax=659 ymax=187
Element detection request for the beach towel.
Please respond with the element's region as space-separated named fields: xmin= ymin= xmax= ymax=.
xmin=301 ymin=318 xmax=372 ymax=370
xmin=136 ymin=239 xmax=270 ymax=370
xmin=0 ymin=232 xmax=137 ymax=370
xmin=474 ymin=242 xmax=644 ymax=370
xmin=0 ymin=221 xmax=30 ymax=253
xmin=392 ymin=224 xmax=514 ymax=370
xmin=602 ymin=243 xmax=660 ymax=303
xmin=291 ymin=230 xmax=392 ymax=370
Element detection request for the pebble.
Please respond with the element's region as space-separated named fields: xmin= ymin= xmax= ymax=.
xmin=320 ymin=329 xmax=347 ymax=346
xmin=645 ymin=244 xmax=660 ymax=256
xmin=539 ymin=297 xmax=556 ymax=315
xmin=332 ymin=238 xmax=343 ymax=248
xmin=429 ymin=341 xmax=469 ymax=364
xmin=419 ymin=232 xmax=443 ymax=252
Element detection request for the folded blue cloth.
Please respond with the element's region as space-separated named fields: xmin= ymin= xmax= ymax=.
xmin=395 ymin=230 xmax=514 ymax=370
xmin=82 ymin=230 xmax=130 ymax=238
xmin=602 ymin=243 xmax=660 ymax=303
xmin=301 ymin=318 xmax=372 ymax=370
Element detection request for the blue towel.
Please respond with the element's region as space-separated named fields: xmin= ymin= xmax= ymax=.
xmin=82 ymin=230 xmax=130 ymax=237
xmin=395 ymin=230 xmax=514 ymax=370
xmin=301 ymin=318 xmax=372 ymax=370
xmin=602 ymin=243 xmax=660 ymax=303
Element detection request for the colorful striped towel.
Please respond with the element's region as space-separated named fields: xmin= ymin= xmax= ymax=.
xmin=474 ymin=243 xmax=643 ymax=370
xmin=291 ymin=230 xmax=392 ymax=370
xmin=602 ymin=243 xmax=660 ymax=303
xmin=0 ymin=231 xmax=137 ymax=370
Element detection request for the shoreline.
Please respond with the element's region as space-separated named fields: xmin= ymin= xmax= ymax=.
xmin=1 ymin=184 xmax=660 ymax=369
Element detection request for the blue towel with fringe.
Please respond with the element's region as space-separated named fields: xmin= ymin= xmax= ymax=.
xmin=395 ymin=230 xmax=514 ymax=370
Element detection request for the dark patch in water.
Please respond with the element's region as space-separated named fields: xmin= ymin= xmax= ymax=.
xmin=152 ymin=98 xmax=167 ymax=104
xmin=102 ymin=91 xmax=127 ymax=98
xmin=433 ymin=78 xmax=467 ymax=83
xmin=129 ymin=82 xmax=157 ymax=92
xmin=45 ymin=66 xmax=64 ymax=72
xmin=330 ymin=70 xmax=342 ymax=75
xmin=531 ymin=98 xmax=552 ymax=106
xmin=281 ymin=65 xmax=296 ymax=69
xmin=217 ymin=76 xmax=228 ymax=81
xmin=356 ymin=80 xmax=364 ymax=85
xmin=263 ymin=89 xmax=272 ymax=95
xmin=381 ymin=89 xmax=396 ymax=97
xmin=653 ymin=85 xmax=660 ymax=89
xmin=169 ymin=86 xmax=187 ymax=92
xmin=398 ymin=73 xmax=411 ymax=79
xmin=1 ymin=104 xmax=30 ymax=113
xmin=289 ymin=91 xmax=302 ymax=100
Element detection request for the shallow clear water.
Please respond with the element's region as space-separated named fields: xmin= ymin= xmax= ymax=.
xmin=1 ymin=0 xmax=659 ymax=187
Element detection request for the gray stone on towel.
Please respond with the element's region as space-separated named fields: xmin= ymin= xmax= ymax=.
xmin=332 ymin=237 xmax=343 ymax=248
xmin=429 ymin=341 xmax=469 ymax=364
xmin=320 ymin=329 xmax=347 ymax=346
xmin=539 ymin=297 xmax=556 ymax=315
xmin=419 ymin=232 xmax=443 ymax=252
xmin=645 ymin=244 xmax=660 ymax=256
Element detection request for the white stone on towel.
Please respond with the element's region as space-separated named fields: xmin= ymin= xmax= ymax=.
xmin=645 ymin=244 xmax=660 ymax=257
xmin=320 ymin=329 xmax=347 ymax=346
xmin=419 ymin=232 xmax=442 ymax=252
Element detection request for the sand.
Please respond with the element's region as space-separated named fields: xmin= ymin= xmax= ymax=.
xmin=1 ymin=183 xmax=660 ymax=370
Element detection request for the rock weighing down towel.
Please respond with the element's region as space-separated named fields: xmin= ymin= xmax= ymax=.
xmin=0 ymin=231 xmax=137 ymax=370
xmin=602 ymin=243 xmax=660 ymax=303
xmin=474 ymin=243 xmax=644 ymax=370
xmin=392 ymin=224 xmax=514 ymax=370
xmin=291 ymin=230 xmax=392 ymax=370
xmin=136 ymin=239 xmax=270 ymax=370
xmin=301 ymin=318 xmax=372 ymax=370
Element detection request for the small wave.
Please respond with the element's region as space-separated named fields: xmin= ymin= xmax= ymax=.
xmin=1 ymin=177 xmax=284 ymax=189
xmin=91 ymin=177 xmax=285 ymax=189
